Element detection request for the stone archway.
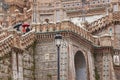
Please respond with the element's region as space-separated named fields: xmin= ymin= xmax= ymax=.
xmin=74 ymin=51 xmax=87 ymax=80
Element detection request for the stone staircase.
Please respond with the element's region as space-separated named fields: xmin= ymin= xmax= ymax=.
xmin=7 ymin=0 xmax=31 ymax=10
xmin=0 ymin=29 xmax=35 ymax=57
xmin=0 ymin=33 xmax=13 ymax=57
xmin=7 ymin=1 xmax=25 ymax=9
xmin=88 ymin=11 xmax=120 ymax=34
xmin=10 ymin=9 xmax=32 ymax=25
xmin=88 ymin=15 xmax=110 ymax=33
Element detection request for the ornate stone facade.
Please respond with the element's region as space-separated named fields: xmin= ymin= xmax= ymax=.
xmin=0 ymin=0 xmax=119 ymax=80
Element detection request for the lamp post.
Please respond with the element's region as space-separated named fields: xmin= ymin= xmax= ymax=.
xmin=55 ymin=33 xmax=62 ymax=80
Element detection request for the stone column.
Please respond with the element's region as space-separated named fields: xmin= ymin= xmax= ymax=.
xmin=63 ymin=10 xmax=68 ymax=20
xmin=102 ymin=48 xmax=117 ymax=80
xmin=12 ymin=51 xmax=18 ymax=80
xmin=60 ymin=40 xmax=69 ymax=80
xmin=99 ymin=34 xmax=116 ymax=80
xmin=18 ymin=53 xmax=23 ymax=80
xmin=87 ymin=51 xmax=95 ymax=80
xmin=68 ymin=43 xmax=75 ymax=80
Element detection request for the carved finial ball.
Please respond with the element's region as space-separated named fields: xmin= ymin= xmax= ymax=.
xmin=15 ymin=9 xmax=19 ymax=12
xmin=108 ymin=8 xmax=113 ymax=13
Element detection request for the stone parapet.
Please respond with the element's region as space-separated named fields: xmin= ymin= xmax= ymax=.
xmin=112 ymin=11 xmax=120 ymax=21
xmin=36 ymin=21 xmax=96 ymax=44
xmin=20 ymin=30 xmax=35 ymax=49
xmin=88 ymin=15 xmax=110 ymax=32
xmin=88 ymin=11 xmax=120 ymax=34
xmin=0 ymin=29 xmax=35 ymax=58
xmin=0 ymin=34 xmax=13 ymax=57
xmin=11 ymin=30 xmax=35 ymax=49
xmin=10 ymin=9 xmax=32 ymax=25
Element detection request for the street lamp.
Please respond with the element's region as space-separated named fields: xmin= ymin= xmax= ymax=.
xmin=55 ymin=33 xmax=62 ymax=80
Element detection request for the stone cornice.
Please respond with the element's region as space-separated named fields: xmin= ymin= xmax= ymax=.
xmin=36 ymin=21 xmax=96 ymax=44
xmin=36 ymin=31 xmax=93 ymax=49
xmin=94 ymin=46 xmax=114 ymax=54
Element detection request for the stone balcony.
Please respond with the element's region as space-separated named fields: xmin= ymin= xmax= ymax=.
xmin=35 ymin=21 xmax=96 ymax=44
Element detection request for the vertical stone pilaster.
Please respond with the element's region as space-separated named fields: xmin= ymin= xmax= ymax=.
xmin=12 ymin=51 xmax=18 ymax=80
xmin=68 ymin=43 xmax=75 ymax=80
xmin=32 ymin=0 xmax=39 ymax=24
xmin=12 ymin=48 xmax=24 ymax=80
xmin=18 ymin=53 xmax=23 ymax=80
xmin=60 ymin=40 xmax=69 ymax=80
xmin=101 ymin=47 xmax=116 ymax=80
xmin=102 ymin=52 xmax=111 ymax=80
xmin=87 ymin=51 xmax=95 ymax=80
xmin=54 ymin=10 xmax=57 ymax=23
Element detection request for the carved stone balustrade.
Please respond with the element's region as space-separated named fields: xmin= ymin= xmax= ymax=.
xmin=7 ymin=1 xmax=25 ymax=8
xmin=20 ymin=30 xmax=35 ymax=49
xmin=112 ymin=11 xmax=120 ymax=21
xmin=88 ymin=15 xmax=110 ymax=33
xmin=0 ymin=32 xmax=9 ymax=41
xmin=37 ymin=21 xmax=96 ymax=44
xmin=0 ymin=35 xmax=13 ymax=57
xmin=6 ymin=29 xmax=35 ymax=50
xmin=11 ymin=9 xmax=32 ymax=25
xmin=87 ymin=11 xmax=120 ymax=34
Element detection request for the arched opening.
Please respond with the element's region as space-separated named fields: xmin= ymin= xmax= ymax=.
xmin=74 ymin=51 xmax=87 ymax=80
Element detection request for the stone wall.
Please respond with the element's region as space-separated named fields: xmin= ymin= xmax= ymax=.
xmin=35 ymin=34 xmax=69 ymax=80
xmin=94 ymin=47 xmax=117 ymax=80
xmin=35 ymin=31 xmax=95 ymax=80
xmin=23 ymin=47 xmax=35 ymax=80
xmin=0 ymin=53 xmax=12 ymax=80
xmin=35 ymin=40 xmax=58 ymax=80
xmin=11 ymin=47 xmax=35 ymax=80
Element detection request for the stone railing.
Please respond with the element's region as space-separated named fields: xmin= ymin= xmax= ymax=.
xmin=7 ymin=1 xmax=24 ymax=8
xmin=112 ymin=11 xmax=120 ymax=21
xmin=87 ymin=11 xmax=120 ymax=33
xmin=88 ymin=15 xmax=110 ymax=33
xmin=20 ymin=30 xmax=35 ymax=49
xmin=88 ymin=11 xmax=120 ymax=33
xmin=0 ymin=35 xmax=13 ymax=57
xmin=2 ymin=29 xmax=35 ymax=50
xmin=11 ymin=9 xmax=32 ymax=25
xmin=37 ymin=21 xmax=95 ymax=43
xmin=0 ymin=32 xmax=10 ymax=41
